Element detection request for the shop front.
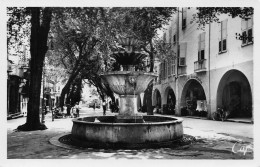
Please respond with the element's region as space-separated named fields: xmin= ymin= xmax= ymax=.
xmin=180 ymin=79 xmax=207 ymax=117
xmin=216 ymin=70 xmax=252 ymax=119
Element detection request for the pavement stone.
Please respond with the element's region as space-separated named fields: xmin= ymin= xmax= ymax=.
xmin=7 ymin=107 xmax=254 ymax=159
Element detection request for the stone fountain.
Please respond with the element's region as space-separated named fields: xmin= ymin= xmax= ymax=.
xmin=71 ymin=36 xmax=183 ymax=148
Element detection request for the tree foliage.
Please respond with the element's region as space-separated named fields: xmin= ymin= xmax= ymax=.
xmin=49 ymin=7 xmax=118 ymax=107
xmin=192 ymin=7 xmax=254 ymax=28
xmin=7 ymin=7 xmax=31 ymax=54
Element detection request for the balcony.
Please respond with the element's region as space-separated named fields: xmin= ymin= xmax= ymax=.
xmin=194 ymin=59 xmax=207 ymax=73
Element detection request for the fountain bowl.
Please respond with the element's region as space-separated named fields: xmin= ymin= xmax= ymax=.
xmin=100 ymin=71 xmax=157 ymax=95
xmin=71 ymin=115 xmax=183 ymax=145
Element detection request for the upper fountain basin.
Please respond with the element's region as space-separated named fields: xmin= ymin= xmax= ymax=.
xmin=110 ymin=51 xmax=147 ymax=65
xmin=100 ymin=71 xmax=157 ymax=95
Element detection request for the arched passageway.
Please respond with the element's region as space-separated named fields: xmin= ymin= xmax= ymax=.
xmin=181 ymin=79 xmax=207 ymax=117
xmin=164 ymin=87 xmax=176 ymax=115
xmin=153 ymin=89 xmax=162 ymax=113
xmin=137 ymin=94 xmax=142 ymax=111
xmin=217 ymin=70 xmax=252 ymax=118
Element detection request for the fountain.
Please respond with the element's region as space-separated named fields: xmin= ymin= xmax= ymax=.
xmin=71 ymin=36 xmax=184 ymax=148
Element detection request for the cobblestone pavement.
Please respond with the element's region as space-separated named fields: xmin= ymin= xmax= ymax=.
xmin=7 ymin=108 xmax=254 ymax=160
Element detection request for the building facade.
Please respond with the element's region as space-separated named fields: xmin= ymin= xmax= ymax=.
xmin=152 ymin=8 xmax=253 ymax=121
xmin=7 ymin=55 xmax=29 ymax=118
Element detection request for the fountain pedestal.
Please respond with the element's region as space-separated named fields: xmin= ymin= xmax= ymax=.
xmin=116 ymin=95 xmax=144 ymax=123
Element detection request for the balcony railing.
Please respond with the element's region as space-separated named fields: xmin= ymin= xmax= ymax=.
xmin=194 ymin=59 xmax=207 ymax=72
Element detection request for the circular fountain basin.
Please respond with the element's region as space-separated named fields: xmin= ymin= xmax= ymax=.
xmin=71 ymin=116 xmax=183 ymax=145
xmin=100 ymin=71 xmax=157 ymax=95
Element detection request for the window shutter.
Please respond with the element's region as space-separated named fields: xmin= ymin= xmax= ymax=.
xmin=222 ymin=19 xmax=227 ymax=39
xmin=198 ymin=33 xmax=201 ymax=60
xmin=248 ymin=29 xmax=253 ymax=43
xmin=218 ymin=22 xmax=222 ymax=52
xmin=168 ymin=60 xmax=171 ymax=76
xmin=247 ymin=18 xmax=253 ymax=43
xmin=164 ymin=60 xmax=167 ymax=78
xmin=201 ymin=32 xmax=206 ymax=59
xmin=222 ymin=19 xmax=227 ymax=51
xmin=159 ymin=63 xmax=161 ymax=80
xmin=180 ymin=42 xmax=187 ymax=58
xmin=171 ymin=59 xmax=175 ymax=75
xmin=242 ymin=31 xmax=247 ymax=44
xmin=241 ymin=19 xmax=247 ymax=31
xmin=182 ymin=8 xmax=187 ymax=28
xmin=169 ymin=29 xmax=172 ymax=44
xmin=179 ymin=42 xmax=187 ymax=66
xmin=248 ymin=18 xmax=253 ymax=29
xmin=184 ymin=42 xmax=187 ymax=57
xmin=162 ymin=60 xmax=164 ymax=79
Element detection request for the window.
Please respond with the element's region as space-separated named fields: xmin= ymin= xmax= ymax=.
xmin=169 ymin=29 xmax=172 ymax=44
xmin=219 ymin=19 xmax=227 ymax=53
xmin=167 ymin=59 xmax=175 ymax=76
xmin=168 ymin=60 xmax=171 ymax=76
xmin=242 ymin=17 xmax=253 ymax=45
xmin=164 ymin=60 xmax=167 ymax=79
xmin=171 ymin=59 xmax=175 ymax=75
xmin=179 ymin=42 xmax=187 ymax=66
xmin=198 ymin=32 xmax=206 ymax=60
xmin=160 ymin=60 xmax=168 ymax=80
xmin=173 ymin=34 xmax=176 ymax=45
xmin=182 ymin=8 xmax=187 ymax=29
xmin=159 ymin=63 xmax=163 ymax=81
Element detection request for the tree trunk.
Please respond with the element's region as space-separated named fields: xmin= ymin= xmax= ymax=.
xmin=60 ymin=82 xmax=71 ymax=109
xmin=59 ymin=69 xmax=81 ymax=109
xmin=146 ymin=40 xmax=154 ymax=115
xmin=17 ymin=7 xmax=52 ymax=131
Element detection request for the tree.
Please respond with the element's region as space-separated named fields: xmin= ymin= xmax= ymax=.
xmin=13 ymin=7 xmax=53 ymax=131
xmin=7 ymin=8 xmax=31 ymax=55
xmin=193 ymin=7 xmax=254 ymax=29
xmin=50 ymin=7 xmax=120 ymax=108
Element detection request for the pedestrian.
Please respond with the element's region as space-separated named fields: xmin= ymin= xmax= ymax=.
xmin=109 ymin=101 xmax=113 ymax=113
xmin=102 ymin=101 xmax=106 ymax=115
xmin=63 ymin=105 xmax=67 ymax=117
xmin=62 ymin=106 xmax=67 ymax=118
xmin=70 ymin=105 xmax=77 ymax=118
xmin=75 ymin=102 xmax=80 ymax=117
xmin=93 ymin=102 xmax=96 ymax=112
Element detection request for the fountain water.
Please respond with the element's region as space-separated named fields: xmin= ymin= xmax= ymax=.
xmin=71 ymin=36 xmax=183 ymax=148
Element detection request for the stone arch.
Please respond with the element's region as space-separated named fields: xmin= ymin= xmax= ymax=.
xmin=216 ymin=69 xmax=252 ymax=118
xmin=152 ymin=89 xmax=162 ymax=108
xmin=180 ymin=79 xmax=207 ymax=117
xmin=163 ymin=86 xmax=176 ymax=115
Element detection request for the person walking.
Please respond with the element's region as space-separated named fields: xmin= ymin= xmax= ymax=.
xmin=93 ymin=102 xmax=96 ymax=112
xmin=75 ymin=102 xmax=80 ymax=117
xmin=70 ymin=105 xmax=76 ymax=118
xmin=102 ymin=101 xmax=106 ymax=116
